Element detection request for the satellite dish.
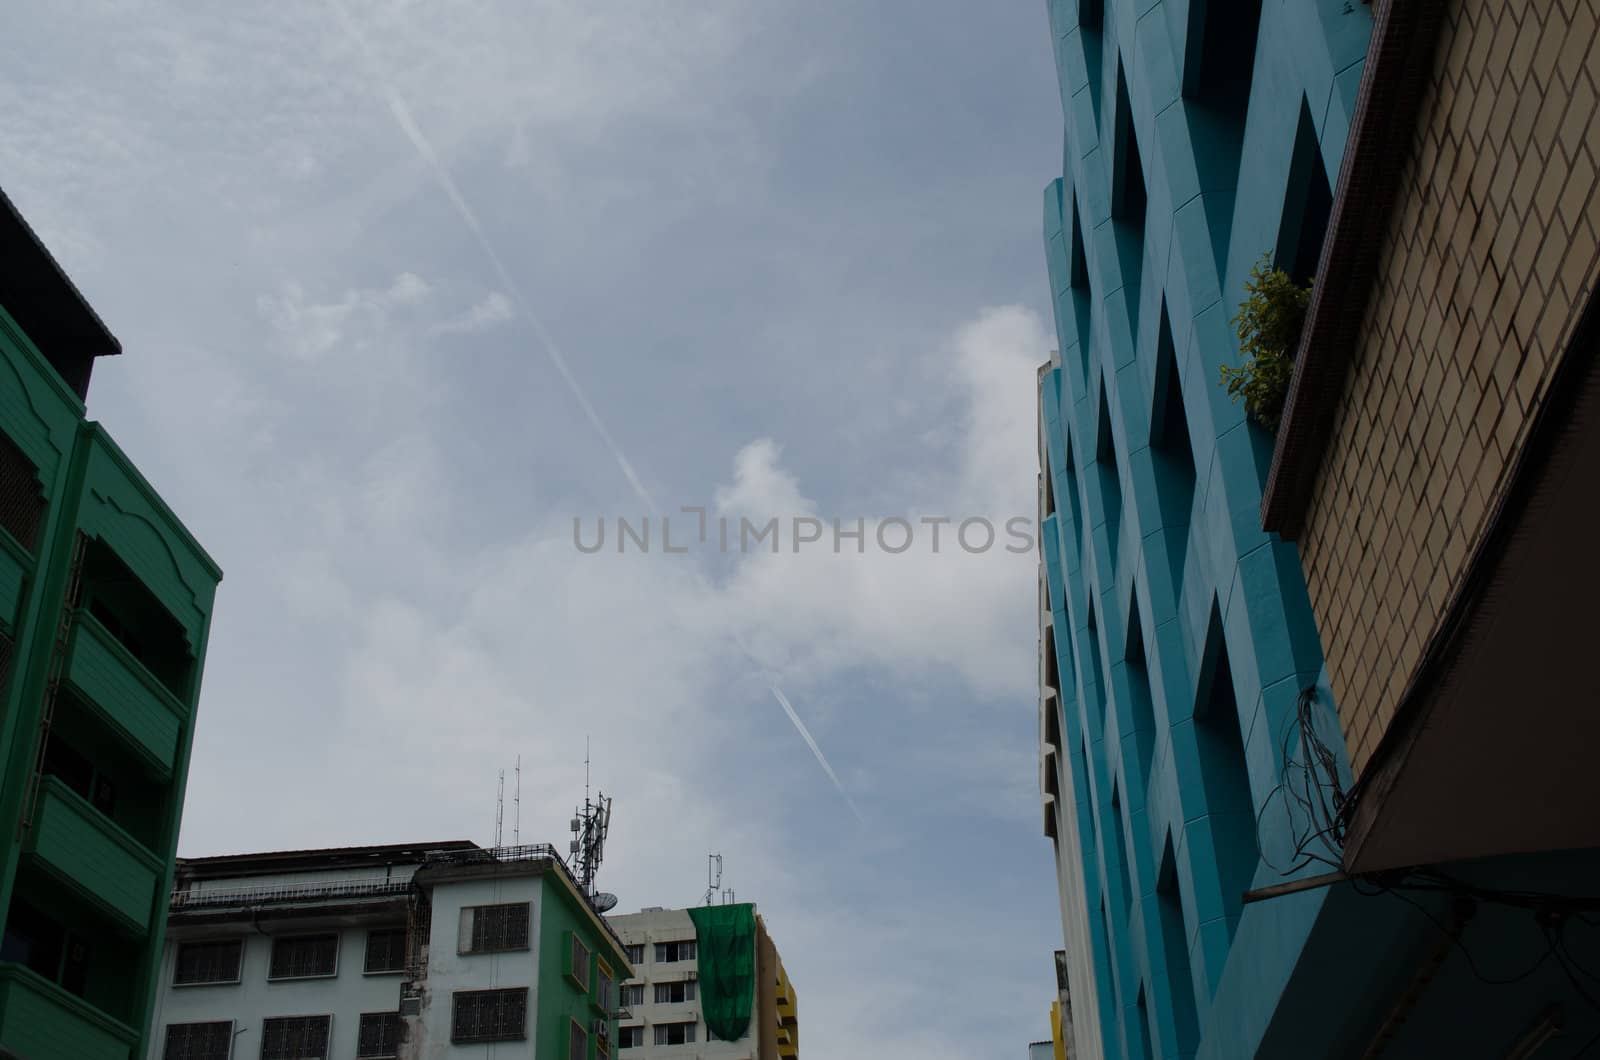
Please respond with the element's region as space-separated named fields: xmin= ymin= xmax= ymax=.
xmin=592 ymin=892 xmax=619 ymax=913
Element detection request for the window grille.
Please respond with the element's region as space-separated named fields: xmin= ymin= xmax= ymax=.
xmin=260 ymin=1015 xmax=331 ymax=1060
xmin=461 ymin=903 xmax=530 ymax=953
xmin=268 ymin=935 xmax=338 ymax=979
xmin=364 ymin=928 xmax=406 ymax=973
xmin=356 ymin=1012 xmax=403 ymax=1059
xmin=163 ymin=1021 xmax=232 ymax=1060
xmin=174 ymin=939 xmax=243 ymax=985
xmin=451 ymin=988 xmax=527 ymax=1043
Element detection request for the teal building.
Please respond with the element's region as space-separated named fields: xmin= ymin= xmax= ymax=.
xmin=1035 ymin=2 xmax=1600 ymax=1058
xmin=0 ymin=188 xmax=222 ymax=1059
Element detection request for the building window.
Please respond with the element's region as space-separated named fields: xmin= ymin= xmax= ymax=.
xmin=1195 ymin=601 xmax=1259 ymax=937
xmin=174 ymin=939 xmax=244 ymax=986
xmin=452 ymin=988 xmax=527 ymax=1043
xmin=654 ymin=1022 xmax=697 ymax=1046
xmin=568 ymin=933 xmax=591 ymax=990
xmin=260 ymin=1015 xmax=331 ymax=1060
xmin=654 ymin=940 xmax=696 ymax=963
xmin=356 ymin=1012 xmax=403 ymax=1059
xmin=364 ymin=928 xmax=406 ymax=974
xmin=621 ymin=983 xmax=645 ymax=1007
xmin=569 ymin=1019 xmax=587 ymax=1060
xmin=595 ymin=958 xmax=615 ymax=1012
xmin=596 ymin=1033 xmax=612 ymax=1060
xmin=268 ymin=935 xmax=338 ymax=980
xmin=163 ymin=1021 xmax=233 ymax=1060
xmin=459 ymin=903 xmax=530 ymax=954
xmin=618 ymin=1026 xmax=644 ymax=1049
xmin=624 ymin=943 xmax=645 ymax=964
xmin=654 ymin=980 xmax=697 ymax=1004
xmin=0 ymin=429 xmax=46 ymax=553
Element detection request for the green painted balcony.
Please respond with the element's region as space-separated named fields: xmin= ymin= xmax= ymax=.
xmin=0 ymin=963 xmax=135 ymax=1060
xmin=0 ymin=530 xmax=28 ymax=637
xmin=0 ymin=305 xmax=85 ymax=511
xmin=63 ymin=609 xmax=184 ymax=779
xmin=22 ymin=777 xmax=162 ymax=936
xmin=73 ymin=426 xmax=221 ymax=657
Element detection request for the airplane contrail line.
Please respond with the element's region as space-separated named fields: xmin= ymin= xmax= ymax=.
xmin=330 ymin=0 xmax=861 ymax=824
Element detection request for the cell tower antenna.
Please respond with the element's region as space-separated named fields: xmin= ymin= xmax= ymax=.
xmin=702 ymin=854 xmax=723 ymax=906
xmin=513 ymin=755 xmax=521 ymax=846
xmin=494 ymin=770 xmax=505 ymax=849
xmin=570 ymin=739 xmax=614 ymax=904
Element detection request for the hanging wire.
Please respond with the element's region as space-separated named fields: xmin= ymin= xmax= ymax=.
xmin=1257 ymin=686 xmax=1351 ymax=876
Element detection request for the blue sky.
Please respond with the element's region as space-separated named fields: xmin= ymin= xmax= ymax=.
xmin=3 ymin=3 xmax=1064 ymax=1054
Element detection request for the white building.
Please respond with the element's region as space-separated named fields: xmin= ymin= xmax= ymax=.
xmin=147 ymin=841 xmax=630 ymax=1060
xmin=607 ymin=907 xmax=795 ymax=1060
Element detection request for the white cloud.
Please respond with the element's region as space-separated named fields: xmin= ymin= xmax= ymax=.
xmin=257 ymin=271 xmax=431 ymax=360
xmin=434 ymin=290 xmax=513 ymax=335
xmin=712 ymin=305 xmax=1049 ymax=699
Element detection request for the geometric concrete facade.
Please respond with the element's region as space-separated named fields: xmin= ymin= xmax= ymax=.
xmin=1035 ymin=2 xmax=1372 ymax=1057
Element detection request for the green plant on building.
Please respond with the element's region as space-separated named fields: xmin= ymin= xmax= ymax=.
xmin=1221 ymin=254 xmax=1312 ymax=431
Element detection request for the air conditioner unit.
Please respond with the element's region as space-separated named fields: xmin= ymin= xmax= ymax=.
xmin=592 ymin=1019 xmax=611 ymax=1039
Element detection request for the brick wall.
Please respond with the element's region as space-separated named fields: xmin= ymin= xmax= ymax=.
xmin=1298 ymin=0 xmax=1600 ymax=776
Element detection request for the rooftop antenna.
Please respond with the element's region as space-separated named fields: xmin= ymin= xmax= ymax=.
xmin=702 ymin=854 xmax=723 ymax=906
xmin=570 ymin=737 xmax=615 ymax=908
xmin=513 ymin=755 xmax=521 ymax=846
xmin=494 ymin=769 xmax=505 ymax=849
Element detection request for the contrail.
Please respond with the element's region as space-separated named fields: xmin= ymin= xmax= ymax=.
xmin=327 ymin=0 xmax=655 ymax=513
xmin=329 ymin=0 xmax=861 ymax=824
xmin=768 ymin=686 xmax=864 ymax=823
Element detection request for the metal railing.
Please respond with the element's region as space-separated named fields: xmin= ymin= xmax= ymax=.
xmin=168 ymin=846 xmax=565 ymax=911
xmin=170 ymin=877 xmax=411 ymax=910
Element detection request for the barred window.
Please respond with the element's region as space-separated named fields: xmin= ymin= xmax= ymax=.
xmin=624 ymin=943 xmax=644 ymax=964
xmin=451 ymin=988 xmax=527 ymax=1044
xmin=268 ymin=935 xmax=338 ymax=980
xmin=569 ymin=1019 xmax=587 ymax=1060
xmin=653 ymin=1022 xmax=697 ymax=1046
xmin=174 ymin=939 xmax=243 ymax=985
xmin=620 ymin=984 xmax=645 ymax=1007
xmin=0 ymin=429 xmax=45 ymax=553
xmin=459 ymin=903 xmax=529 ymax=954
xmin=654 ymin=980 xmax=696 ymax=1004
xmin=569 ymin=933 xmax=591 ymax=989
xmin=596 ymin=1031 xmax=612 ymax=1060
xmin=618 ymin=1025 xmax=644 ymax=1048
xmin=654 ymin=940 xmax=696 ymax=962
xmin=260 ymin=1016 xmax=330 ymax=1060
xmin=164 ymin=1021 xmax=232 ymax=1060
xmin=364 ymin=928 xmax=406 ymax=974
xmin=356 ymin=1012 xmax=403 ymax=1059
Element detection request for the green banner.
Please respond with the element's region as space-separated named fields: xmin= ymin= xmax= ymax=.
xmin=688 ymin=902 xmax=756 ymax=1042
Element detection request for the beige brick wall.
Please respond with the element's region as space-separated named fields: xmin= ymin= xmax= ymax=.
xmin=1298 ymin=0 xmax=1600 ymax=777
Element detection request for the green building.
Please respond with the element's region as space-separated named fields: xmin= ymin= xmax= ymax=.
xmin=0 ymin=188 xmax=222 ymax=1059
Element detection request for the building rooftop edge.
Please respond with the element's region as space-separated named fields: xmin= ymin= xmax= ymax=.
xmin=176 ymin=839 xmax=481 ymax=877
xmin=0 ymin=183 xmax=121 ymax=359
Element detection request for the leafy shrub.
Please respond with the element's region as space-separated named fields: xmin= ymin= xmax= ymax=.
xmin=1220 ymin=255 xmax=1311 ymax=431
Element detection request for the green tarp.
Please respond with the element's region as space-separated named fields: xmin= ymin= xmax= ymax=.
xmin=688 ymin=902 xmax=756 ymax=1042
